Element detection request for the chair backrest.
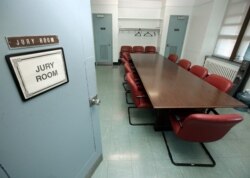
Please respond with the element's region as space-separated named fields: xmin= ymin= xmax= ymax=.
xmin=120 ymin=52 xmax=130 ymax=64
xmin=124 ymin=63 xmax=133 ymax=74
xmin=132 ymin=46 xmax=144 ymax=53
xmin=189 ymin=65 xmax=208 ymax=79
xmin=168 ymin=54 xmax=178 ymax=63
xmin=126 ymin=73 xmax=142 ymax=106
xmin=204 ymin=74 xmax=233 ymax=93
xmin=122 ymin=52 xmax=131 ymax=62
xmin=171 ymin=113 xmax=243 ymax=142
xmin=178 ymin=59 xmax=191 ymax=70
xmin=120 ymin=46 xmax=132 ymax=58
xmin=145 ymin=46 xmax=156 ymax=53
xmin=120 ymin=46 xmax=132 ymax=52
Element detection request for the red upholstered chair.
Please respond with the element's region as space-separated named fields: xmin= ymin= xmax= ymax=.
xmin=178 ymin=59 xmax=191 ymax=70
xmin=145 ymin=46 xmax=156 ymax=53
xmin=124 ymin=62 xmax=134 ymax=74
xmin=123 ymin=61 xmax=137 ymax=80
xmin=123 ymin=62 xmax=137 ymax=92
xmin=167 ymin=54 xmax=178 ymax=63
xmin=121 ymin=52 xmax=134 ymax=78
xmin=204 ymin=74 xmax=233 ymax=93
xmin=124 ymin=70 xmax=143 ymax=103
xmin=132 ymin=46 xmax=144 ymax=53
xmin=163 ymin=112 xmax=243 ymax=167
xmin=120 ymin=52 xmax=132 ymax=65
xmin=126 ymin=73 xmax=153 ymax=126
xmin=120 ymin=46 xmax=132 ymax=58
xmin=204 ymin=74 xmax=233 ymax=114
xmin=189 ymin=65 xmax=208 ymax=79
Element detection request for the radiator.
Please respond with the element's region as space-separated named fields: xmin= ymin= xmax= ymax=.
xmin=204 ymin=57 xmax=240 ymax=81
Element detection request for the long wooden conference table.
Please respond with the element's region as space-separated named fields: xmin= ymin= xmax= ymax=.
xmin=130 ymin=53 xmax=246 ymax=130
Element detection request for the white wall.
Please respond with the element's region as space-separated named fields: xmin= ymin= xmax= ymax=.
xmin=118 ymin=0 xmax=196 ymax=57
xmin=91 ymin=0 xmax=250 ymax=92
xmin=91 ymin=0 xmax=119 ymax=62
xmin=181 ymin=1 xmax=213 ymax=64
xmin=118 ymin=0 xmax=162 ymax=52
xmin=182 ymin=0 xmax=228 ymax=65
xmin=91 ymin=0 xmax=211 ymax=62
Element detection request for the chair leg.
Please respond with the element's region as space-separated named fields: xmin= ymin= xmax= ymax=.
xmin=122 ymin=82 xmax=130 ymax=92
xmin=128 ymin=106 xmax=154 ymax=126
xmin=125 ymin=91 xmax=133 ymax=104
xmin=206 ymin=108 xmax=219 ymax=115
xmin=162 ymin=132 xmax=216 ymax=167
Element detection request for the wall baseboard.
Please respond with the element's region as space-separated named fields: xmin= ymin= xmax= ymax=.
xmin=95 ymin=62 xmax=112 ymax=66
xmin=85 ymin=154 xmax=103 ymax=178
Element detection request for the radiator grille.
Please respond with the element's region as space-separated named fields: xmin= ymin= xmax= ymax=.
xmin=204 ymin=57 xmax=240 ymax=81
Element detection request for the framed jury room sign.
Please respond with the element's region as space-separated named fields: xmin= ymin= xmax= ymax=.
xmin=6 ymin=48 xmax=68 ymax=100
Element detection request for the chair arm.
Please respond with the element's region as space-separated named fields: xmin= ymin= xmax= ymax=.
xmin=136 ymin=95 xmax=151 ymax=106
xmin=136 ymin=95 xmax=147 ymax=98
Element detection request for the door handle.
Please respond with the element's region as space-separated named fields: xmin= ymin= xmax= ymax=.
xmin=89 ymin=95 xmax=101 ymax=107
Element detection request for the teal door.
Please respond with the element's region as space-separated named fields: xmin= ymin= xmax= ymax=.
xmin=0 ymin=0 xmax=102 ymax=177
xmin=164 ymin=15 xmax=188 ymax=58
xmin=92 ymin=14 xmax=113 ymax=64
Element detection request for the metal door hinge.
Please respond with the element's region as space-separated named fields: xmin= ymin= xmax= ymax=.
xmin=89 ymin=95 xmax=101 ymax=107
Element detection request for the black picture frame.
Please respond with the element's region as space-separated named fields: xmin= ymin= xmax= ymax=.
xmin=6 ymin=47 xmax=69 ymax=101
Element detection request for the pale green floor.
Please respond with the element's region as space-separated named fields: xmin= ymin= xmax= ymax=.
xmin=92 ymin=65 xmax=250 ymax=178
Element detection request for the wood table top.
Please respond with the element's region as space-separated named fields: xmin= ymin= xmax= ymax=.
xmin=131 ymin=53 xmax=246 ymax=109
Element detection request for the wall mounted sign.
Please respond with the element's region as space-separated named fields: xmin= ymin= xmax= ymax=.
xmin=6 ymin=35 xmax=59 ymax=49
xmin=6 ymin=48 xmax=68 ymax=100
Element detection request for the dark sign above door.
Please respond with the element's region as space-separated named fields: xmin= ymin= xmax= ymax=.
xmin=6 ymin=35 xmax=59 ymax=49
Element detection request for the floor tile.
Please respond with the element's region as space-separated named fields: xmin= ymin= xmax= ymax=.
xmin=92 ymin=66 xmax=250 ymax=178
xmin=155 ymin=159 xmax=183 ymax=178
xmin=132 ymin=160 xmax=157 ymax=178
xmin=108 ymin=160 xmax=133 ymax=178
xmin=91 ymin=160 xmax=108 ymax=178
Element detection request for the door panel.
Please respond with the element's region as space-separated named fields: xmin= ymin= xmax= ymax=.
xmin=164 ymin=15 xmax=189 ymax=58
xmin=84 ymin=57 xmax=102 ymax=153
xmin=0 ymin=0 xmax=102 ymax=177
xmin=100 ymin=45 xmax=109 ymax=60
xmin=92 ymin=14 xmax=113 ymax=64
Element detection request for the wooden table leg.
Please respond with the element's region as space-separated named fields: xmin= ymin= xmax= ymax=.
xmin=154 ymin=109 xmax=172 ymax=131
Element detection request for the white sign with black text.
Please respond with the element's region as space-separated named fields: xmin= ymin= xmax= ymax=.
xmin=6 ymin=48 xmax=68 ymax=100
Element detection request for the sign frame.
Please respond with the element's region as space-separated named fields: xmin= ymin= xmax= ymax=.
xmin=6 ymin=48 xmax=69 ymax=101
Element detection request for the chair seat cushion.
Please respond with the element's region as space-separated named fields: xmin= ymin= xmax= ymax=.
xmin=137 ymin=99 xmax=152 ymax=108
xmin=170 ymin=112 xmax=243 ymax=142
xmin=135 ymin=91 xmax=152 ymax=108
